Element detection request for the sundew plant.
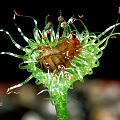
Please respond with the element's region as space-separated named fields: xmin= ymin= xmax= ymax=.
xmin=0 ymin=10 xmax=120 ymax=120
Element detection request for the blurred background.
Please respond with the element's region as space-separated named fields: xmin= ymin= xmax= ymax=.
xmin=0 ymin=0 xmax=120 ymax=120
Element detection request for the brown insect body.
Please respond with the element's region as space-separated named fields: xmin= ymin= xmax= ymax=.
xmin=35 ymin=38 xmax=82 ymax=73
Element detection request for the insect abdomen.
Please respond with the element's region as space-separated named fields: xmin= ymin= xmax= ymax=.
xmin=35 ymin=38 xmax=82 ymax=73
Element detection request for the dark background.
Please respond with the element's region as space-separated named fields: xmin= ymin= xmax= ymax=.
xmin=0 ymin=0 xmax=120 ymax=82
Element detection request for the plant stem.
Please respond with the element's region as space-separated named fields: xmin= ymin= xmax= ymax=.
xmin=55 ymin=99 xmax=68 ymax=120
xmin=50 ymin=88 xmax=69 ymax=120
